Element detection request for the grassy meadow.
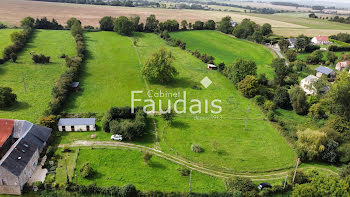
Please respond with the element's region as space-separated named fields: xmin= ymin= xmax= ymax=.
xmin=62 ymin=31 xmax=295 ymax=173
xmin=73 ymin=148 xmax=225 ymax=192
xmin=170 ymin=30 xmax=275 ymax=78
xmin=0 ymin=29 xmax=20 ymax=55
xmin=0 ymin=29 xmax=76 ymax=123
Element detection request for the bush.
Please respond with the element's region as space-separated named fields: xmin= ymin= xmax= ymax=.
xmin=191 ymin=144 xmax=204 ymax=153
xmin=0 ymin=87 xmax=17 ymax=108
xmin=264 ymin=100 xmax=275 ymax=111
xmin=80 ymin=162 xmax=94 ymax=178
xmin=237 ymin=75 xmax=259 ymax=98
xmin=177 ymin=168 xmax=190 ymax=176
xmin=254 ymin=95 xmax=266 ymax=106
xmin=308 ymin=103 xmax=325 ymax=119
xmin=32 ymin=54 xmax=50 ymax=64
xmin=267 ymin=111 xmax=276 ymax=121
xmin=224 ymin=177 xmax=256 ymax=194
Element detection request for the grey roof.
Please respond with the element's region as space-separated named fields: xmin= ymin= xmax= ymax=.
xmin=13 ymin=120 xmax=33 ymax=139
xmin=1 ymin=139 xmax=37 ymax=176
xmin=71 ymin=82 xmax=79 ymax=88
xmin=288 ymin=38 xmax=297 ymax=44
xmin=58 ymin=118 xmax=95 ymax=126
xmin=0 ymin=122 xmax=52 ymax=177
xmin=315 ymin=66 xmax=334 ymax=75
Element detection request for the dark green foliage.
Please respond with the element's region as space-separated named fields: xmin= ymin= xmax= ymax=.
xmin=145 ymin=14 xmax=159 ymax=32
xmin=224 ymin=177 xmax=256 ymax=195
xmin=326 ymin=116 xmax=350 ymax=133
xmin=181 ymin=20 xmax=187 ymax=30
xmin=66 ymin=17 xmax=81 ymax=28
xmin=80 ymin=162 xmax=94 ymax=178
xmin=217 ymin=16 xmax=233 ymax=34
xmin=306 ymin=50 xmax=323 ymax=64
xmin=288 ymin=170 xmax=310 ymax=184
xmin=252 ymin=30 xmax=263 ymax=43
xmin=254 ymin=95 xmax=266 ymax=106
xmin=10 ymin=53 xmax=17 ymax=62
xmin=278 ymin=39 xmax=290 ymax=53
xmin=223 ymin=58 xmax=257 ymax=85
xmin=204 ymin=20 xmax=216 ymax=30
xmin=120 ymin=184 xmax=138 ymax=197
xmin=308 ymin=103 xmax=326 ymax=119
xmin=161 ymin=109 xmax=176 ymax=123
xmin=321 ymin=139 xmax=339 ymax=163
xmin=339 ymin=143 xmax=350 ymax=164
xmin=237 ymin=75 xmax=259 ymax=98
xmin=142 ymin=151 xmax=152 ymax=164
xmin=330 ymin=33 xmax=350 ymax=43
xmin=233 ymin=18 xmax=259 ymax=39
xmin=142 ymin=48 xmax=177 ymax=84
xmin=177 ymin=168 xmax=190 ymax=176
xmin=340 ymin=163 xmax=350 ymax=178
xmin=272 ymin=58 xmax=290 ymax=86
xmin=273 ymin=86 xmax=291 ymax=109
xmin=114 ymin=16 xmax=134 ymax=36
xmin=327 ymin=51 xmax=338 ymax=64
xmin=159 ymin=20 xmax=179 ymax=32
xmin=0 ymin=87 xmax=17 ymax=108
xmin=193 ymin=21 xmax=204 ymax=30
xmin=295 ymin=35 xmax=311 ymax=52
xmin=327 ymin=73 xmax=350 ymax=121
xmin=21 ymin=16 xmax=35 ymax=28
xmin=261 ymin=23 xmax=272 ymax=36
xmin=99 ymin=16 xmax=114 ymax=31
xmin=289 ymin=85 xmax=308 ymax=115
xmin=285 ymin=49 xmax=297 ymax=62
xmin=71 ymin=21 xmax=83 ymax=37
xmin=267 ymin=111 xmax=276 ymax=121
xmin=34 ymin=17 xmax=63 ymax=30
xmin=218 ymin=62 xmax=225 ymax=72
xmin=32 ymin=54 xmax=50 ymax=64
xmin=103 ymin=106 xmax=147 ymax=140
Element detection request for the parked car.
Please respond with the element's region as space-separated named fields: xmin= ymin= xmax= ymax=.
xmin=258 ymin=183 xmax=272 ymax=190
xmin=111 ymin=134 xmax=123 ymax=141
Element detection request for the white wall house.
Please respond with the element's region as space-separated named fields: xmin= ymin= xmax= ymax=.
xmin=300 ymin=75 xmax=318 ymax=95
xmin=58 ymin=118 xmax=96 ymax=132
xmin=311 ymin=36 xmax=330 ymax=45
xmin=336 ymin=61 xmax=350 ymax=71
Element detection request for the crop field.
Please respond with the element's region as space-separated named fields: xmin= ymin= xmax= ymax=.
xmin=0 ymin=29 xmax=76 ymax=123
xmin=170 ymin=30 xmax=274 ymax=78
xmin=74 ymin=148 xmax=225 ymax=192
xmin=0 ymin=29 xmax=20 ymax=55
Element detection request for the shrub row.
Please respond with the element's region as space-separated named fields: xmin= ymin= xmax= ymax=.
xmin=328 ymin=45 xmax=350 ymax=52
xmin=0 ymin=27 xmax=33 ymax=64
xmin=46 ymin=23 xmax=85 ymax=115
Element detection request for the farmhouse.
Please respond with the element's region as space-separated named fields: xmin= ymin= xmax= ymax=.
xmin=300 ymin=75 xmax=318 ymax=95
xmin=336 ymin=61 xmax=350 ymax=71
xmin=311 ymin=35 xmax=330 ymax=45
xmin=0 ymin=119 xmax=51 ymax=195
xmin=58 ymin=118 xmax=96 ymax=132
xmin=315 ymin=66 xmax=336 ymax=80
xmin=207 ymin=64 xmax=217 ymax=70
xmin=288 ymin=38 xmax=297 ymax=48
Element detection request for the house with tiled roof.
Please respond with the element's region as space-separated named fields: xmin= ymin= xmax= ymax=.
xmin=0 ymin=119 xmax=51 ymax=195
xmin=311 ymin=35 xmax=330 ymax=45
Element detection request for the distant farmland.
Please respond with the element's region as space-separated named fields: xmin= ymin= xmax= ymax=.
xmin=2 ymin=0 xmax=350 ymax=36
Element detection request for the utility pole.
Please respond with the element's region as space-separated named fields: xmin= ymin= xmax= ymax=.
xmin=292 ymin=158 xmax=300 ymax=185
xmin=283 ymin=174 xmax=288 ymax=190
xmin=22 ymin=75 xmax=26 ymax=93
xmin=189 ymin=170 xmax=192 ymax=193
xmin=244 ymin=107 xmax=250 ymax=130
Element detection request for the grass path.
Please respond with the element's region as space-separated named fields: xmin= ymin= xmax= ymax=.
xmin=59 ymin=140 xmax=338 ymax=181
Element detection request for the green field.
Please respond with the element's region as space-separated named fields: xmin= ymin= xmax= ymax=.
xmin=63 ymin=31 xmax=295 ymax=174
xmin=170 ymin=30 xmax=275 ymax=78
xmin=74 ymin=148 xmax=225 ymax=192
xmin=0 ymin=29 xmax=76 ymax=123
xmin=0 ymin=29 xmax=20 ymax=55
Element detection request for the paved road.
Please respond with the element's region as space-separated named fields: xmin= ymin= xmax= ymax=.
xmin=267 ymin=45 xmax=289 ymax=66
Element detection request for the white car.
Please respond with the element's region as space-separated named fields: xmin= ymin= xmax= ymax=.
xmin=111 ymin=134 xmax=123 ymax=141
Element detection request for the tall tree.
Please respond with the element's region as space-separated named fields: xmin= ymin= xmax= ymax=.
xmin=327 ymin=72 xmax=350 ymax=121
xmin=66 ymin=17 xmax=81 ymax=29
xmin=142 ymin=48 xmax=177 ymax=84
xmin=272 ymin=58 xmax=290 ymax=86
xmin=223 ymin=58 xmax=257 ymax=85
xmin=181 ymin=20 xmax=188 ymax=30
xmin=20 ymin=17 xmax=35 ymax=28
xmin=217 ymin=16 xmax=233 ymax=34
xmin=289 ymin=85 xmax=309 ymax=115
xmin=261 ymin=23 xmax=272 ymax=36
xmin=145 ymin=14 xmax=159 ymax=32
xmin=278 ymin=39 xmax=290 ymax=53
xmin=99 ymin=16 xmax=114 ymax=31
xmin=296 ymin=129 xmax=327 ymax=161
xmin=114 ymin=16 xmax=134 ymax=36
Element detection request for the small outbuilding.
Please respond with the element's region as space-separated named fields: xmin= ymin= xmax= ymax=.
xmin=207 ymin=64 xmax=217 ymax=70
xmin=315 ymin=66 xmax=336 ymax=80
xmin=58 ymin=118 xmax=96 ymax=132
xmin=71 ymin=82 xmax=80 ymax=92
xmin=288 ymin=38 xmax=297 ymax=48
xmin=336 ymin=61 xmax=350 ymax=71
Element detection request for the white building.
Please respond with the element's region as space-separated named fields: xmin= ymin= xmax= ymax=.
xmin=300 ymin=75 xmax=318 ymax=95
xmin=336 ymin=61 xmax=350 ymax=71
xmin=58 ymin=118 xmax=96 ymax=132
xmin=311 ymin=35 xmax=330 ymax=45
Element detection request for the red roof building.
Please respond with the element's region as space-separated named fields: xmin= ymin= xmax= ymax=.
xmin=0 ymin=119 xmax=14 ymax=147
xmin=311 ymin=35 xmax=330 ymax=45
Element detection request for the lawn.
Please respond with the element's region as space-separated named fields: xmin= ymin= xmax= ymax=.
xmin=170 ymin=30 xmax=275 ymax=78
xmin=63 ymin=31 xmax=148 ymax=113
xmin=0 ymin=29 xmax=76 ymax=123
xmin=62 ymin=31 xmax=295 ymax=173
xmin=0 ymin=29 xmax=20 ymax=55
xmin=133 ymin=33 xmax=295 ymax=172
xmin=74 ymin=148 xmax=225 ymax=192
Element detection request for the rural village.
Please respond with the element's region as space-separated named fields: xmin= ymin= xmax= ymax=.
xmin=1 ymin=0 xmax=350 ymax=196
